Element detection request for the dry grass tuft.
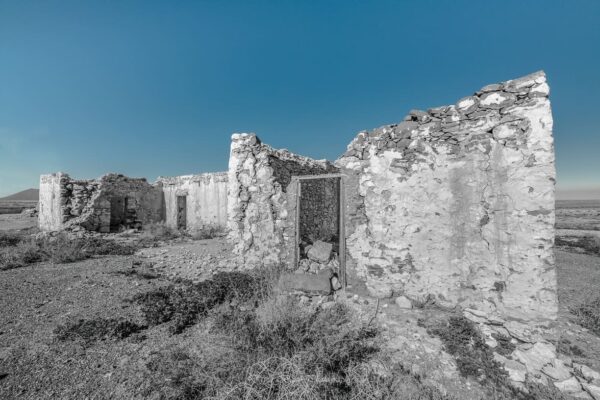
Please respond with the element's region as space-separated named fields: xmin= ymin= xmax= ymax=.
xmin=570 ymin=295 xmax=600 ymax=336
xmin=188 ymin=224 xmax=227 ymax=240
xmin=0 ymin=233 xmax=136 ymax=270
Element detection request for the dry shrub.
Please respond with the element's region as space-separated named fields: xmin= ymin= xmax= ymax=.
xmin=555 ymin=235 xmax=600 ymax=255
xmin=0 ymin=233 xmax=136 ymax=270
xmin=219 ymin=356 xmax=326 ymax=400
xmin=137 ymin=222 xmax=180 ymax=246
xmin=112 ymin=268 xmax=159 ymax=280
xmin=189 ymin=224 xmax=226 ymax=240
xmin=55 ymin=317 xmax=146 ymax=344
xmin=570 ymin=295 xmax=600 ymax=336
xmin=342 ymin=362 xmax=452 ymax=400
xmin=134 ymin=271 xmax=268 ymax=334
xmin=142 ymin=296 xmax=450 ymax=400
xmin=0 ymin=231 xmax=25 ymax=247
xmin=422 ymin=315 xmax=569 ymax=400
xmin=0 ymin=240 xmax=46 ymax=270
xmin=210 ymin=298 xmax=380 ymax=398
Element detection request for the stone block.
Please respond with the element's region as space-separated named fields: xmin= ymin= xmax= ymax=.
xmin=513 ymin=342 xmax=556 ymax=373
xmin=554 ymin=376 xmax=583 ymax=394
xmin=395 ymin=295 xmax=412 ymax=309
xmin=583 ymin=383 xmax=600 ymax=400
xmin=277 ymin=273 xmax=331 ymax=295
xmin=574 ymin=364 xmax=600 ymax=383
xmin=542 ymin=359 xmax=572 ymax=381
xmin=307 ymin=240 xmax=333 ymax=263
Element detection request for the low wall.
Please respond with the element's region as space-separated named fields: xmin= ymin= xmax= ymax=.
xmin=158 ymin=172 xmax=228 ymax=231
xmin=336 ymin=71 xmax=557 ymax=322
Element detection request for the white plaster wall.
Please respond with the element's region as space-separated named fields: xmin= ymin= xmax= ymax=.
xmin=38 ymin=173 xmax=64 ymax=231
xmin=337 ymin=71 xmax=557 ymax=322
xmin=159 ymin=173 xmax=228 ymax=231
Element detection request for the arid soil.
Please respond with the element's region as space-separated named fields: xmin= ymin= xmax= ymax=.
xmin=1 ymin=205 xmax=599 ymax=399
xmin=0 ymin=213 xmax=37 ymax=232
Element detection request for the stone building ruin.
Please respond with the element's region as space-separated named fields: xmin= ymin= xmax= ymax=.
xmin=39 ymin=71 xmax=556 ymax=323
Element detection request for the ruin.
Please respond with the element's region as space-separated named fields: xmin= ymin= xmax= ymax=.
xmin=39 ymin=70 xmax=556 ymax=322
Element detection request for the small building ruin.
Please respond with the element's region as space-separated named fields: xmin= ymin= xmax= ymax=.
xmin=39 ymin=71 xmax=557 ymax=322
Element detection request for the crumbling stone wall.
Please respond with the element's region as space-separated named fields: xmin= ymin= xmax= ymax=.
xmin=227 ymin=133 xmax=337 ymax=268
xmin=38 ymin=173 xmax=164 ymax=232
xmin=337 ymin=71 xmax=557 ymax=322
xmin=158 ymin=172 xmax=228 ymax=231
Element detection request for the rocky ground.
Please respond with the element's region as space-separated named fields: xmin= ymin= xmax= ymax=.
xmin=1 ymin=208 xmax=600 ymax=399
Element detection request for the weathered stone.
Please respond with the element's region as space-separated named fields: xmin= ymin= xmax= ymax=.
xmin=479 ymin=91 xmax=517 ymax=109
xmin=530 ymin=82 xmax=550 ymax=97
xmin=574 ymin=364 xmax=600 ymax=383
xmin=492 ymin=122 xmax=520 ymax=140
xmin=408 ymin=109 xmax=430 ymax=122
xmin=513 ymin=342 xmax=556 ymax=373
xmin=505 ymin=321 xmax=543 ymax=343
xmin=583 ymin=383 xmax=600 ymax=400
xmin=277 ymin=273 xmax=331 ymax=295
xmin=456 ymin=96 xmax=479 ymax=114
xmin=542 ymin=359 xmax=572 ymax=381
xmin=495 ymin=353 xmax=528 ymax=383
xmin=307 ymin=240 xmax=333 ymax=263
xmin=571 ymin=391 xmax=593 ymax=399
xmin=395 ymin=296 xmax=412 ymax=309
xmin=479 ymin=83 xmax=503 ymax=93
xmin=331 ymin=276 xmax=342 ymax=291
xmin=554 ymin=376 xmax=582 ymax=394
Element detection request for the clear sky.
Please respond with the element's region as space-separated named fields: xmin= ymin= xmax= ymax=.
xmin=1 ymin=0 xmax=599 ymax=197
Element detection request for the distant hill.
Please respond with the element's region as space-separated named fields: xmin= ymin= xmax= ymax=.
xmin=556 ymin=187 xmax=600 ymax=201
xmin=0 ymin=188 xmax=39 ymax=202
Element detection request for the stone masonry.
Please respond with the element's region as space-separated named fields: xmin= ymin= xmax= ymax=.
xmin=336 ymin=70 xmax=556 ymax=322
xmin=39 ymin=173 xmax=164 ymax=232
xmin=39 ymin=71 xmax=557 ymax=325
xmin=227 ymin=133 xmax=337 ymax=268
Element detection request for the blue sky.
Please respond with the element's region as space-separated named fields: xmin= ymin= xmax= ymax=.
xmin=1 ymin=0 xmax=599 ymax=197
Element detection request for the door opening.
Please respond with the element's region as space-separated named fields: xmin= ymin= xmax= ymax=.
xmin=293 ymin=174 xmax=346 ymax=288
xmin=176 ymin=195 xmax=187 ymax=230
xmin=109 ymin=196 xmax=126 ymax=232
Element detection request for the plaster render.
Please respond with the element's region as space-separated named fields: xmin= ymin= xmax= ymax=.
xmin=336 ymin=71 xmax=556 ymax=321
xmin=158 ymin=172 xmax=228 ymax=231
xmin=39 ymin=173 xmax=67 ymax=231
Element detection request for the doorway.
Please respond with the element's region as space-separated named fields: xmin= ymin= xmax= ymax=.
xmin=176 ymin=195 xmax=187 ymax=230
xmin=293 ymin=174 xmax=346 ymax=288
xmin=109 ymin=196 xmax=126 ymax=232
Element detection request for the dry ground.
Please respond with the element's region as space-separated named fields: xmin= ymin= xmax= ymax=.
xmin=0 ymin=205 xmax=599 ymax=399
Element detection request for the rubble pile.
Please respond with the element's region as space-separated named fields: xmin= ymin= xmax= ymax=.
xmin=463 ymin=308 xmax=600 ymax=398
